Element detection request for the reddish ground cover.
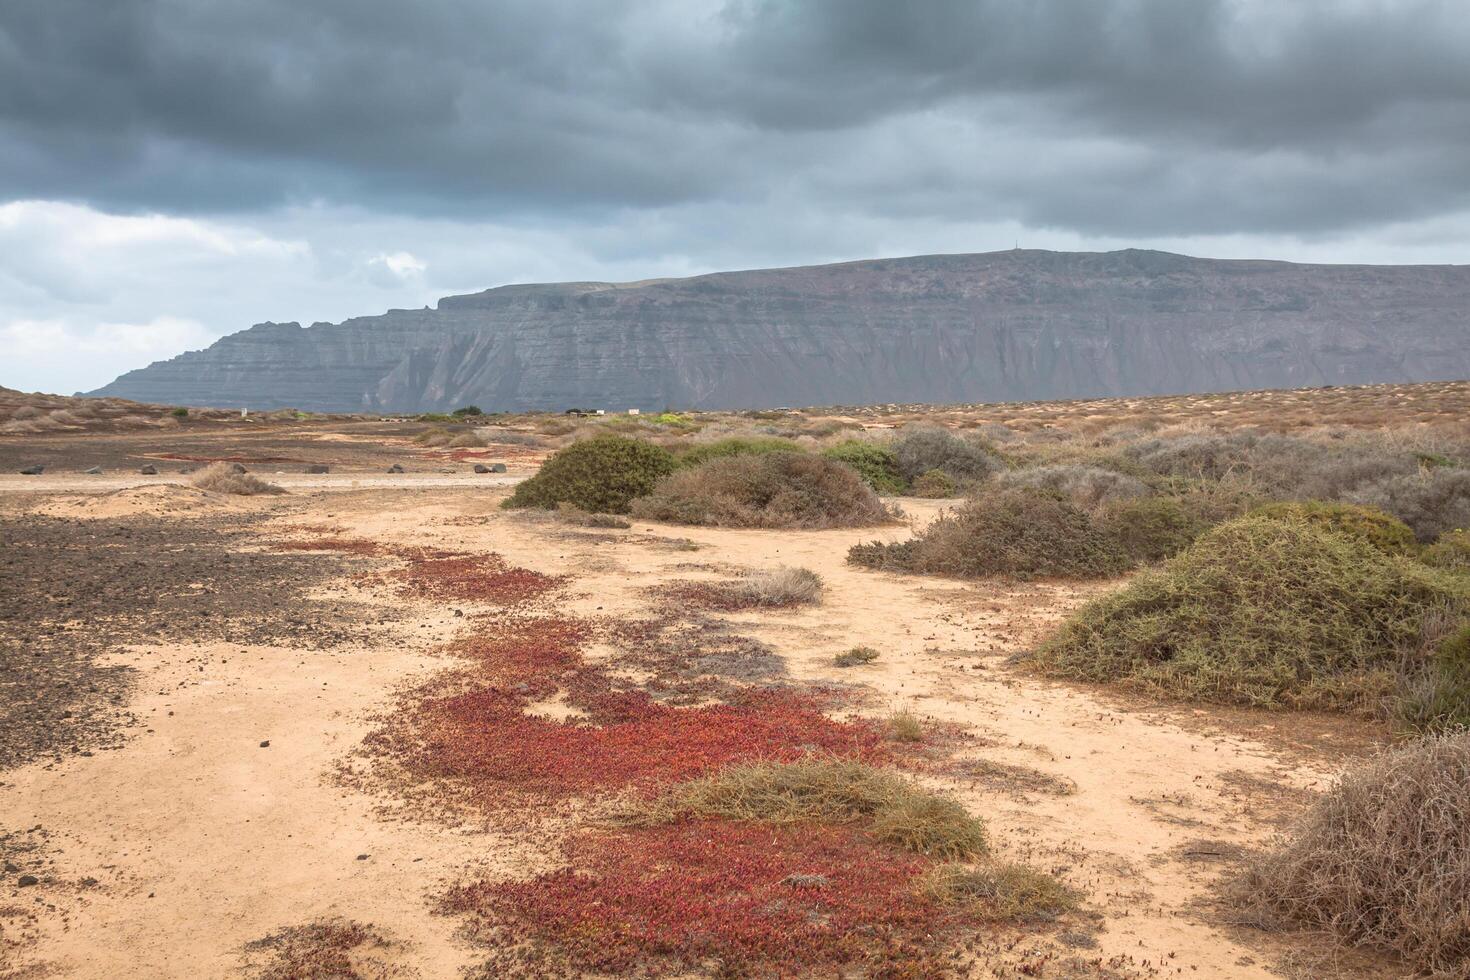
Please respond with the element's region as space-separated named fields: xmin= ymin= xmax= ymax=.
xmin=416 ymin=685 xmax=886 ymax=798
xmin=267 ymin=537 xmax=565 ymax=605
xmin=446 ymin=820 xmax=956 ymax=976
xmin=388 ymin=554 xmax=566 ymax=604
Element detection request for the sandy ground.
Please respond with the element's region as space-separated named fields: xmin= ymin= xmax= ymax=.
xmin=0 ymin=484 xmax=1390 ymax=979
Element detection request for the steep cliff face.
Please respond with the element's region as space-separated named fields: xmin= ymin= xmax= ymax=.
xmin=89 ymin=249 xmax=1470 ymax=412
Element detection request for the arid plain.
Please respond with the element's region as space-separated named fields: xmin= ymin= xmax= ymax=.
xmin=4 ymin=381 xmax=1468 ymax=979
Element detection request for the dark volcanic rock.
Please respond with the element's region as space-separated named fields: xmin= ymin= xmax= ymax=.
xmin=305 ymin=464 xmax=329 ymax=474
xmin=140 ymin=464 xmax=158 ymax=475
xmin=19 ymin=465 xmax=43 ymax=475
xmin=89 ymin=249 xmax=1470 ymax=413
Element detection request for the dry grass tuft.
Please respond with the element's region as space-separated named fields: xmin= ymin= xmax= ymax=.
xmin=726 ymin=566 xmax=823 ymax=607
xmin=634 ymin=757 xmax=987 ymax=860
xmin=887 ymin=709 xmax=925 ymax=743
xmin=1241 ymin=733 xmax=1470 ymax=977
xmin=918 ymin=862 xmax=1079 ymax=922
xmin=834 ymin=645 xmax=880 ymax=667
xmin=190 ymin=461 xmax=285 ymax=496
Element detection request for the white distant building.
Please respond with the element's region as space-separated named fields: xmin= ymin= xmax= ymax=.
xmin=596 ymin=409 xmax=606 ymax=415
xmin=627 ymin=408 xmax=640 ymax=415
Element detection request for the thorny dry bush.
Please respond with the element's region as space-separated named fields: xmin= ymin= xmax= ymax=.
xmin=1241 ymin=733 xmax=1470 ymax=978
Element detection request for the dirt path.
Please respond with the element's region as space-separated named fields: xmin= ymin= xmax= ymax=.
xmin=1 ymin=487 xmax=1375 ymax=978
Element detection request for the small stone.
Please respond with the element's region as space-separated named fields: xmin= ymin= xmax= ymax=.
xmin=356 ymin=854 xmax=369 ymax=861
xmin=139 ymin=464 xmax=158 ymax=475
xmin=305 ymin=464 xmax=329 ymax=474
xmin=83 ymin=466 xmax=103 ymax=475
xmin=17 ymin=874 xmax=38 ymax=887
xmin=259 ymin=740 xmax=270 ymax=748
xmin=489 ymin=462 xmax=507 ymax=473
xmin=18 ymin=465 xmax=43 ymax=476
xmin=2 ymin=862 xmax=17 ymax=874
xmin=473 ymin=463 xmax=490 ymax=474
xmin=229 ymin=462 xmax=247 ymax=474
xmin=386 ymin=463 xmax=405 ymax=473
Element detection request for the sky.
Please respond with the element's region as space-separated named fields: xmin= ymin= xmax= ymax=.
xmin=2 ymin=0 xmax=1469 ymax=395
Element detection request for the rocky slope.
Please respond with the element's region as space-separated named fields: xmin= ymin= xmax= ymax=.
xmin=89 ymin=249 xmax=1470 ymax=412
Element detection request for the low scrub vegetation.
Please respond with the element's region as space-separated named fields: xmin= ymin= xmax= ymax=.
xmin=1395 ymin=624 xmax=1470 ymax=734
xmin=676 ymin=436 xmax=801 ymax=469
xmin=631 ymin=452 xmax=889 ymax=528
xmin=892 ymin=425 xmax=1001 ymax=484
xmin=1252 ymin=500 xmax=1419 ymax=555
xmin=503 ymin=435 xmax=675 ymax=514
xmin=1422 ymin=529 xmax=1470 ymax=571
xmin=820 ymin=440 xmax=907 ymax=494
xmin=910 ymin=468 xmax=959 ymax=497
xmin=993 ymin=463 xmax=1150 ymax=509
xmin=849 ymin=488 xmax=1130 ymax=580
xmin=1242 ymin=733 xmax=1470 ymax=977
xmin=1349 ymin=469 xmax=1470 ymax=543
xmin=190 ymin=462 xmax=285 ymax=496
xmin=1096 ymin=495 xmax=1208 ymax=563
xmin=1030 ymin=515 xmax=1468 ymax=712
xmin=634 ymin=758 xmax=987 ymax=860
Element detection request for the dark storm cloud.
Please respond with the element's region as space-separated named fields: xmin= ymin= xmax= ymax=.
xmin=1 ymin=0 xmax=1468 ymax=236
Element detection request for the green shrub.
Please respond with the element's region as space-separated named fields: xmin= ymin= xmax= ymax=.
xmin=892 ymin=425 xmax=1000 ymax=483
xmin=451 ymin=405 xmax=484 ymax=417
xmin=1395 ymin=625 xmax=1470 ymax=734
xmin=1252 ymin=501 xmax=1418 ymax=555
xmin=910 ymin=469 xmax=958 ymax=498
xmin=676 ymin=437 xmax=803 ymax=469
xmin=1031 ymin=516 xmax=1468 ymax=712
xmin=631 ymin=452 xmax=888 ymax=529
xmin=1096 ymin=496 xmax=1208 ymax=564
xmin=820 ymin=440 xmax=906 ymax=494
xmin=1423 ymin=529 xmax=1470 ymax=572
xmin=503 ymin=436 xmax=675 ymax=515
xmin=849 ymin=489 xmax=1130 ymax=580
xmin=169 ymin=406 xmax=189 ymax=418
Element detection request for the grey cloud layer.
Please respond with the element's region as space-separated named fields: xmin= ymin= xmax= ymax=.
xmin=3 ymin=0 xmax=1468 ymax=237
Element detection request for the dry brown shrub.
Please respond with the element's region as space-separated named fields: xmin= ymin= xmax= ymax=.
xmin=190 ymin=462 xmax=285 ymax=496
xmin=632 ymin=452 xmax=889 ymax=529
xmin=446 ymin=431 xmax=483 ymax=448
xmin=1242 ymin=733 xmax=1470 ymax=977
xmin=994 ymin=463 xmax=1151 ymax=509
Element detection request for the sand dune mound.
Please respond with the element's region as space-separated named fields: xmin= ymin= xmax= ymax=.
xmin=34 ymin=484 xmax=233 ymax=520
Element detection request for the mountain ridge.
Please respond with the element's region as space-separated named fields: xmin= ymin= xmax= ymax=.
xmin=89 ymin=248 xmax=1470 ymax=412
